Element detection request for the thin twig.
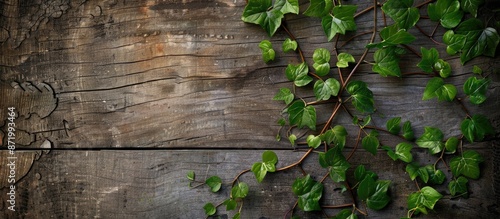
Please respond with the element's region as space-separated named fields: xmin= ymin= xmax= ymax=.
xmin=320 ymin=102 xmax=343 ymax=134
xmin=282 ymin=21 xmax=305 ymax=63
xmin=341 ymin=0 xmax=378 ymax=91
xmin=355 ymin=5 xmax=375 ymax=18
xmin=416 ymin=0 xmax=435 ymax=8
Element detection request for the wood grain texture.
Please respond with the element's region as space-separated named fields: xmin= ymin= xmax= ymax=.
xmin=2 ymin=0 xmax=497 ymax=149
xmin=0 ymin=0 xmax=499 ymax=218
xmin=1 ymin=148 xmax=499 ymax=219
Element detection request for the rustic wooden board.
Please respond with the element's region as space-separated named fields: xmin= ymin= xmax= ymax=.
xmin=1 ymin=0 xmax=500 ymax=218
xmin=1 ymin=147 xmax=499 ymax=219
xmin=2 ymin=0 xmax=497 ymax=149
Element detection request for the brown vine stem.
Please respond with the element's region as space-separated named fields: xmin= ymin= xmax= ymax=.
xmin=282 ymin=21 xmax=305 ymax=63
xmin=319 ymin=171 xmax=330 ymax=183
xmin=231 ymin=169 xmax=250 ymax=187
xmin=284 ymin=200 xmax=298 ymax=219
xmin=355 ymin=5 xmax=375 ymax=18
xmin=347 ymin=128 xmax=363 ymax=161
xmin=434 ymin=146 xmax=451 ymax=171
xmin=414 ymin=180 xmax=421 ymax=191
xmin=333 ymin=34 xmax=345 ymax=85
xmin=342 ymin=0 xmax=378 ymax=91
xmin=364 ymin=125 xmax=407 ymax=141
xmin=307 ymin=98 xmax=338 ymax=106
xmin=276 ymin=148 xmax=314 ymax=172
xmin=415 ymin=24 xmax=443 ymax=45
xmin=321 ymin=102 xmax=343 ymax=134
xmin=322 ymin=203 xmax=355 ymax=209
xmin=339 ymin=31 xmax=374 ymax=48
xmin=402 ymin=44 xmax=422 ymax=58
xmin=271 ymin=102 xmax=343 ymax=175
xmin=456 ymin=97 xmax=471 ymax=118
xmin=416 ymin=0 xmax=434 ymax=8
xmin=402 ymin=72 xmax=433 ymax=77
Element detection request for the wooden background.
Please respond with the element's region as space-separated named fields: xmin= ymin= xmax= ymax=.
xmin=1 ymin=0 xmax=499 ymax=218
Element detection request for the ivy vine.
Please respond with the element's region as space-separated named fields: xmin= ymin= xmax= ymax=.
xmin=188 ymin=0 xmax=498 ymax=218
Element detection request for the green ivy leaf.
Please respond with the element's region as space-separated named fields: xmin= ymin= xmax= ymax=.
xmin=233 ymin=213 xmax=241 ymax=219
xmin=314 ymin=78 xmax=341 ymax=100
xmin=417 ymin=47 xmax=439 ymax=73
xmin=354 ymin=165 xmax=367 ymax=182
xmin=362 ymin=131 xmax=380 ymax=155
xmin=231 ymin=182 xmax=249 ymax=199
xmin=445 ymin=136 xmax=459 ymax=154
xmin=273 ymin=88 xmax=294 ymax=105
xmin=416 ymin=126 xmax=445 ymax=154
xmin=282 ymin=38 xmax=298 ymax=53
xmin=320 ymin=125 xmax=348 ymax=148
xmin=289 ymin=134 xmax=297 ymax=146
xmin=373 ymin=46 xmax=406 ymax=77
xmin=383 ymin=146 xmax=399 ymax=161
xmin=242 ymin=0 xmax=284 ymax=37
xmin=285 ymin=62 xmax=313 ymax=87
xmin=450 ymin=150 xmax=484 ymax=179
xmin=206 ymin=176 xmax=222 ymax=193
xmin=460 ymin=114 xmax=495 ymax=143
xmin=252 ymin=150 xmax=278 ymax=183
xmin=319 ymin=147 xmax=350 ymax=182
xmin=321 ymin=5 xmax=357 ymax=41
xmin=186 ymin=170 xmax=195 ymax=181
xmin=455 ymin=18 xmax=500 ymax=64
xmin=333 ymin=209 xmax=358 ymax=219
xmin=428 ymin=0 xmax=464 ymax=28
xmin=472 ymin=65 xmax=482 ymax=75
xmin=406 ymin=163 xmax=430 ymax=183
xmin=278 ymin=118 xmax=286 ymax=126
xmin=403 ymin=121 xmax=415 ymax=141
xmin=288 ymin=101 xmax=317 ymax=130
xmin=426 ymin=165 xmax=446 ymax=185
xmin=307 ymin=134 xmax=322 ymax=149
xmin=224 ymin=199 xmax=238 ymax=211
xmin=262 ymin=150 xmax=278 ymax=164
xmin=304 ymin=0 xmax=333 ymax=18
xmin=358 ymin=175 xmax=376 ymax=201
xmin=386 ymin=117 xmax=402 ymax=135
xmin=443 ymin=30 xmax=466 ymax=55
xmin=313 ymin=48 xmax=331 ymax=76
xmin=422 ymin=77 xmax=457 ymax=102
xmin=367 ymin=25 xmax=416 ymax=48
xmin=203 ymin=202 xmax=217 ymax=216
xmin=460 ymin=0 xmax=484 ymax=17
xmin=408 ymin=186 xmax=443 ymax=215
xmin=346 ymin=81 xmax=375 ymax=113
xmin=463 ymin=76 xmax=490 ymax=105
xmin=395 ymin=142 xmax=413 ymax=163
xmin=259 ymin=40 xmax=276 ymax=63
xmin=274 ymin=0 xmax=300 ymax=15
xmin=251 ymin=162 xmax=269 ymax=183
xmin=448 ymin=176 xmax=469 ymax=197
xmin=417 ymin=48 xmax=452 ymax=78
xmin=361 ymin=115 xmax=372 ymax=128
xmin=366 ymin=180 xmax=391 ymax=210
xmin=434 ymin=59 xmax=452 ymax=78
xmin=336 ymin=53 xmax=355 ymax=68
xmin=381 ymin=0 xmax=420 ymax=30
xmin=292 ymin=174 xmax=323 ymax=211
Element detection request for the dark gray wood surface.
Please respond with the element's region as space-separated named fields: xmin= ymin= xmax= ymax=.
xmin=1 ymin=0 xmax=499 ymax=218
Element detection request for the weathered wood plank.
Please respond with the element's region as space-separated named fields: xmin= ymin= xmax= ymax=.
xmin=0 ymin=0 xmax=499 ymax=218
xmin=1 ymin=146 xmax=498 ymax=218
xmin=2 ymin=0 xmax=497 ymax=149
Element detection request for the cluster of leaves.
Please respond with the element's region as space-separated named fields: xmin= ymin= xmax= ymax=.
xmin=189 ymin=0 xmax=498 ymax=218
xmin=187 ymin=170 xmax=250 ymax=218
